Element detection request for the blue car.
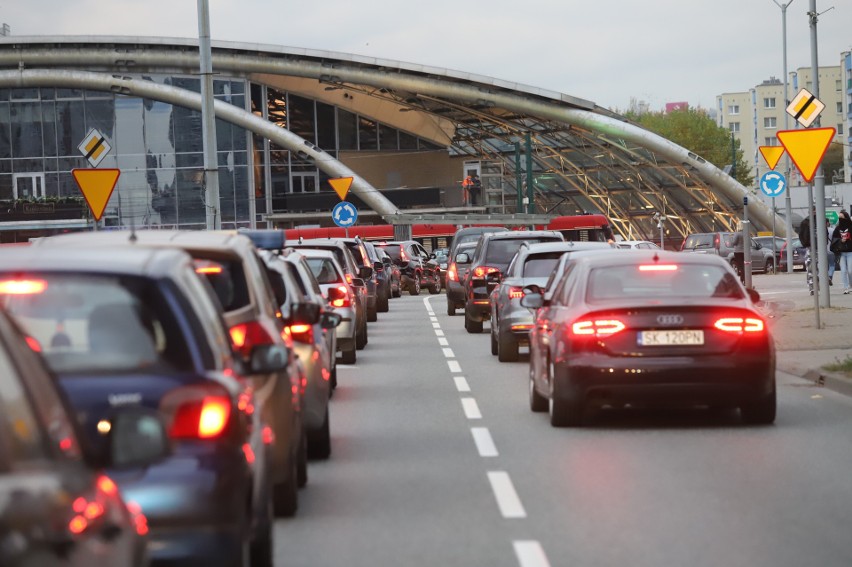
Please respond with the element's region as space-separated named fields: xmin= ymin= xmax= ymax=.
xmin=0 ymin=245 xmax=281 ymax=567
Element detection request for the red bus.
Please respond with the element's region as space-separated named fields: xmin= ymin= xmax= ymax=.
xmin=282 ymin=214 xmax=612 ymax=249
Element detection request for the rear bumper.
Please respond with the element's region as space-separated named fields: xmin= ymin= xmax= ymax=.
xmin=555 ymin=353 xmax=775 ymax=408
xmin=446 ymin=281 xmax=465 ymax=304
xmin=145 ymin=525 xmax=244 ymax=566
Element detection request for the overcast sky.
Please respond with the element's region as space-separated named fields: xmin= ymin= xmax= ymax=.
xmin=4 ymin=0 xmax=850 ymax=111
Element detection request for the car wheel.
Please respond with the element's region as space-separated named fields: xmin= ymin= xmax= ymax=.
xmin=330 ymin=363 xmax=338 ymax=390
xmin=529 ymin=366 xmax=547 ymax=413
xmin=409 ymin=276 xmax=421 ymax=296
xmin=447 ymin=300 xmax=456 ymax=316
xmin=392 ymin=281 xmax=401 ymax=298
xmin=377 ymin=290 xmax=390 ymax=312
xmin=307 ymin=409 xmax=331 ymax=460
xmin=297 ymin=432 xmax=308 ymax=487
xmin=490 ymin=325 xmax=498 ymax=355
xmin=498 ymin=331 xmax=519 ymax=362
xmin=464 ymin=309 xmax=483 ymax=333
xmin=250 ymin=492 xmax=273 ymax=567
xmin=272 ymin=460 xmax=299 ymax=517
xmin=356 ymin=320 xmax=367 ymax=350
xmin=429 ymin=277 xmax=441 ymax=294
xmin=740 ymin=385 xmax=776 ymax=425
xmin=341 ymin=343 xmax=357 ymax=364
xmin=549 ymin=361 xmax=582 ymax=427
xmin=367 ymin=304 xmax=378 ymax=322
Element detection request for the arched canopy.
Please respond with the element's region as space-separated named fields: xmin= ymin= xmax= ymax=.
xmin=0 ymin=36 xmax=785 ymax=238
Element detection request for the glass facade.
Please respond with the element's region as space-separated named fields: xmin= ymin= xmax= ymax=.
xmin=0 ymin=74 xmax=444 ymax=231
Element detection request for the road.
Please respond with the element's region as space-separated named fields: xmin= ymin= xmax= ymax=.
xmin=274 ymin=292 xmax=852 ymax=567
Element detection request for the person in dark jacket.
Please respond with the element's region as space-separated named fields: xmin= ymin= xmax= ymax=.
xmin=831 ymin=210 xmax=852 ymax=293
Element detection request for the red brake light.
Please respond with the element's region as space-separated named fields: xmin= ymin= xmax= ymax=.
xmin=714 ymin=234 xmax=720 ymax=249
xmin=447 ymin=263 xmax=458 ymax=282
xmin=508 ymin=287 xmax=524 ymax=299
xmin=571 ymin=318 xmax=626 ymax=337
xmin=193 ymin=259 xmax=224 ymax=275
xmin=229 ymin=321 xmax=275 ymax=358
xmin=166 ymin=393 xmax=231 ymax=439
xmin=0 ymin=279 xmax=47 ymax=295
xmin=472 ymin=266 xmax=499 ymax=278
xmin=639 ymin=264 xmax=678 ymax=272
xmin=24 ymin=335 xmax=42 ymax=352
xmin=328 ymin=285 xmax=352 ymax=308
xmin=284 ymin=323 xmax=314 ymax=344
xmin=400 ymin=247 xmax=409 ymax=262
xmin=714 ymin=317 xmax=765 ymax=333
xmin=345 ymin=273 xmax=353 ymax=285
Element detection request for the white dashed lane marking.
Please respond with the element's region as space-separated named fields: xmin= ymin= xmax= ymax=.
xmin=461 ymin=397 xmax=482 ymax=419
xmin=488 ymin=471 xmax=527 ymax=519
xmin=453 ymin=376 xmax=471 ymax=392
xmin=435 ymin=329 xmax=445 ymax=337
xmin=513 ymin=541 xmax=551 ymax=567
xmin=438 ymin=337 xmax=449 ymax=346
xmin=447 ymin=360 xmax=462 ymax=373
xmin=442 ymin=347 xmax=455 ymax=358
xmin=471 ymin=427 xmax=498 ymax=457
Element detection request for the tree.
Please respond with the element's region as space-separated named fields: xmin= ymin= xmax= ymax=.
xmin=626 ymin=108 xmax=754 ymax=187
xmin=822 ymin=142 xmax=845 ymax=184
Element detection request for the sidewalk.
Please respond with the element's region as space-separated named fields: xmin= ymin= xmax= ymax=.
xmin=755 ymin=271 xmax=852 ymax=397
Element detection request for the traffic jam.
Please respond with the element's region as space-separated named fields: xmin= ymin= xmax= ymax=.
xmin=0 ymin=213 xmax=775 ymax=566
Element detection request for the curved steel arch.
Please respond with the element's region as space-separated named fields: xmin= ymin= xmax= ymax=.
xmin=0 ymin=68 xmax=400 ymax=217
xmin=0 ymin=38 xmax=784 ymax=236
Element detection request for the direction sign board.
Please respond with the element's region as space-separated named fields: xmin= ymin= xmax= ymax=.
xmin=332 ymin=201 xmax=358 ymax=228
xmin=759 ymin=172 xmax=786 ymax=197
xmin=72 ymin=169 xmax=120 ymax=221
xmin=77 ymin=128 xmax=112 ymax=167
xmin=786 ymin=88 xmax=825 ymax=128
xmin=826 ymin=210 xmax=839 ymax=225
xmin=329 ymin=177 xmax=353 ymax=201
xmin=758 ymin=146 xmax=785 ymax=170
xmin=776 ymin=127 xmax=836 ymax=183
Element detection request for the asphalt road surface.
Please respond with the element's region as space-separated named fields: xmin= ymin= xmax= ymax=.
xmin=274 ymin=293 xmax=852 ymax=567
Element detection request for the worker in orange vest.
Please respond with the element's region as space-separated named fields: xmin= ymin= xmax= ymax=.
xmin=462 ymin=173 xmax=481 ymax=206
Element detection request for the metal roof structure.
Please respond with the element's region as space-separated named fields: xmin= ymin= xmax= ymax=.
xmin=0 ymin=36 xmax=784 ymax=241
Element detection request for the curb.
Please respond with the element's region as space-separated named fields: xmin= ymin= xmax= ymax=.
xmin=786 ymin=365 xmax=852 ymax=398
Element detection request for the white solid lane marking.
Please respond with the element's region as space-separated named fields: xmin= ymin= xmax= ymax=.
xmin=454 ymin=376 xmax=471 ymax=392
xmin=442 ymin=348 xmax=455 ymax=358
xmin=432 ymin=322 xmax=441 ymax=329
xmin=461 ymin=397 xmax=482 ymax=419
xmin=471 ymin=427 xmax=498 ymax=457
xmin=438 ymin=337 xmax=449 ymax=346
xmin=488 ymin=471 xmax=526 ymax=519
xmin=435 ymin=329 xmax=445 ymax=337
xmin=447 ymin=360 xmax=462 ymax=373
xmin=513 ymin=541 xmax=551 ymax=567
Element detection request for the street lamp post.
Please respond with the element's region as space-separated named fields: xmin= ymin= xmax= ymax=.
xmin=772 ymin=0 xmax=795 ymax=273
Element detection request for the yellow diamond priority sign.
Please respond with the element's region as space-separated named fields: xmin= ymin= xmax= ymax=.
xmin=329 ymin=177 xmax=353 ymax=201
xmin=72 ymin=168 xmax=120 ymax=221
xmin=776 ymin=128 xmax=835 ymax=184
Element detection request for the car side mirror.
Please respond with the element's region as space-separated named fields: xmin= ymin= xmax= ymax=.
xmin=429 ymin=253 xmax=436 ymax=259
xmin=373 ymin=261 xmax=384 ymax=273
xmin=250 ymin=344 xmax=290 ymax=373
xmin=108 ymin=408 xmax=170 ymax=469
xmin=456 ymin=253 xmax=470 ymax=264
xmin=520 ymin=292 xmax=543 ymax=309
xmin=351 ymin=277 xmax=365 ymax=288
xmin=291 ymin=302 xmax=321 ymax=325
xmin=747 ymin=288 xmax=761 ymax=303
xmin=320 ymin=311 xmax=342 ymax=329
xmin=358 ymin=266 xmax=373 ymax=279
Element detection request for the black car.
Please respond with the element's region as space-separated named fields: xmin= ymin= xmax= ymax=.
xmin=375 ymin=240 xmax=441 ymax=296
xmin=446 ymin=241 xmax=478 ymax=316
xmin=0 ymin=307 xmax=163 ymax=567
xmin=363 ymin=240 xmax=392 ymax=312
xmin=523 ymin=251 xmax=776 ymax=427
xmin=462 ymin=230 xmax=564 ymax=333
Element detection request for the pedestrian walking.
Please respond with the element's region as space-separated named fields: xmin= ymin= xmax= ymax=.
xmin=831 ymin=210 xmax=852 ymax=293
xmin=729 ymin=226 xmax=745 ymax=284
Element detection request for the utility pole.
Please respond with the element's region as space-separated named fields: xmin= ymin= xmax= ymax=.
xmin=772 ymin=0 xmax=796 ymax=273
xmin=809 ymin=0 xmax=829 ymax=307
xmin=198 ymin=0 xmax=221 ymax=230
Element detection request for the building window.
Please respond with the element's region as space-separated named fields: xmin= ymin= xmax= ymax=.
xmin=837 ymin=79 xmax=842 ymax=91
xmin=839 ymin=124 xmax=844 ymax=135
xmin=764 ymin=97 xmax=776 ymax=109
xmin=728 ymin=104 xmax=740 ymax=115
xmin=837 ymin=102 xmax=843 ymax=113
xmin=729 ymin=122 xmax=740 ymax=133
xmin=765 ymin=137 xmax=778 ymax=146
xmin=764 ymin=117 xmax=777 ymax=129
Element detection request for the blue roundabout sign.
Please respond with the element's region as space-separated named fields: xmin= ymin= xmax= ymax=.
xmin=332 ymin=201 xmax=358 ymax=228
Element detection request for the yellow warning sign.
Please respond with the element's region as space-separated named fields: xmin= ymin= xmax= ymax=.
xmin=72 ymin=169 xmax=120 ymax=221
xmin=776 ymin=128 xmax=835 ymax=184
xmin=329 ymin=177 xmax=353 ymax=201
xmin=758 ymin=146 xmax=785 ymax=170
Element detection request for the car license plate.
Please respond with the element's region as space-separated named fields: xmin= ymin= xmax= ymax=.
xmin=639 ymin=330 xmax=704 ymax=346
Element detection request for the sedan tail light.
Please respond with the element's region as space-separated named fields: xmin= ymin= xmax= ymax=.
xmin=161 ymin=384 xmax=233 ymax=440
xmin=714 ymin=317 xmax=765 ymax=333
xmin=284 ymin=323 xmax=314 ymax=344
xmin=328 ymin=285 xmax=352 ymax=308
xmin=68 ymin=475 xmax=122 ymax=537
xmin=472 ymin=266 xmax=499 ymax=279
xmin=447 ymin=263 xmax=458 ymax=282
xmin=229 ymin=320 xmax=275 ymax=359
xmin=0 ymin=278 xmax=48 ymax=295
xmin=508 ymin=287 xmax=524 ymax=299
xmin=571 ymin=318 xmax=626 ymax=337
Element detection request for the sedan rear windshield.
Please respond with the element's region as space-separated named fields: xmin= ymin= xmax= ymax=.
xmin=1 ymin=274 xmax=194 ymax=374
xmin=376 ymin=244 xmax=402 ymax=261
xmin=192 ymin=256 xmax=250 ymax=312
xmin=586 ymin=264 xmax=744 ymax=302
xmin=523 ymin=252 xmax=564 ymax=278
xmin=485 ymin=238 xmax=557 ymax=268
xmin=683 ymin=234 xmax=714 ymax=249
xmin=306 ymin=258 xmax=342 ymax=284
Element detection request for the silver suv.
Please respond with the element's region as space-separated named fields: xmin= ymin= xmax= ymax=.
xmin=681 ymin=232 xmax=776 ymax=274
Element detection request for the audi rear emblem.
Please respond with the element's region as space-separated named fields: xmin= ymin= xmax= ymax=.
xmin=656 ymin=314 xmax=684 ymax=325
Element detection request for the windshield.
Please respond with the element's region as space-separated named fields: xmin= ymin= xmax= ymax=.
xmin=486 ymin=239 xmax=555 ymax=269
xmin=1 ymin=274 xmax=194 ymax=374
xmin=376 ymin=244 xmax=402 ymax=261
xmin=523 ymin=253 xmax=563 ymax=278
xmin=586 ymin=263 xmax=744 ymax=302
xmin=306 ymin=258 xmax=342 ymax=284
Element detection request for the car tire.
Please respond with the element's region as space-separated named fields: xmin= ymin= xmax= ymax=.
xmin=740 ymin=386 xmax=776 ymax=425
xmin=409 ymin=276 xmax=421 ymax=296
xmin=447 ymin=300 xmax=456 ymax=316
xmin=392 ymin=282 xmax=401 ymax=298
xmin=341 ymin=343 xmax=356 ymax=364
xmin=549 ymin=362 xmax=582 ymax=427
xmin=330 ymin=363 xmax=337 ymax=391
xmin=490 ymin=325 xmax=498 ymax=355
xmin=367 ymin=304 xmax=378 ymax=322
xmin=250 ymin=492 xmax=274 ymax=567
xmin=429 ymin=277 xmax=441 ymax=294
xmin=498 ymin=331 xmax=519 ymax=362
xmin=272 ymin=461 xmax=299 ymax=517
xmin=297 ymin=432 xmax=308 ymax=487
xmin=529 ymin=367 xmax=547 ymax=413
xmin=356 ymin=321 xmax=367 ymax=350
xmin=307 ymin=409 xmax=331 ymax=460
xmin=464 ymin=309 xmax=483 ymax=333
xmin=377 ymin=290 xmax=390 ymax=313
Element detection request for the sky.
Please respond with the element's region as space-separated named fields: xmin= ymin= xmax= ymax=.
xmin=4 ymin=0 xmax=850 ymax=112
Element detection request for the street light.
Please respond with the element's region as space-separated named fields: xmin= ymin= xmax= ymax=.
xmin=772 ymin=0 xmax=795 ymax=273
